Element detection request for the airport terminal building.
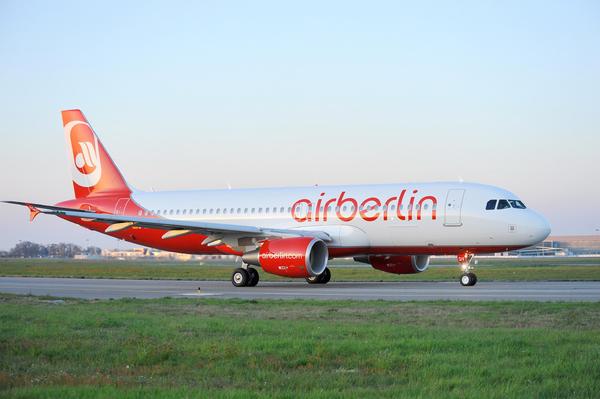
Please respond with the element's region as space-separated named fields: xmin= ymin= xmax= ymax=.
xmin=505 ymin=235 xmax=600 ymax=257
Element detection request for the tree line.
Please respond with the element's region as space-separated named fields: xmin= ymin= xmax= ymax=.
xmin=0 ymin=241 xmax=102 ymax=258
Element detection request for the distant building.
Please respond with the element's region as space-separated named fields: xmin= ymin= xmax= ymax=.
xmin=502 ymin=235 xmax=600 ymax=257
xmin=100 ymin=248 xmax=236 ymax=262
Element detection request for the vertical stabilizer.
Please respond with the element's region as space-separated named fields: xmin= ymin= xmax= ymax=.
xmin=62 ymin=109 xmax=130 ymax=198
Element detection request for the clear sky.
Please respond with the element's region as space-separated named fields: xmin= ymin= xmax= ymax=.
xmin=0 ymin=1 xmax=599 ymax=250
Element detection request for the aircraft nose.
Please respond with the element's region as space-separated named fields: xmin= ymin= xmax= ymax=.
xmin=528 ymin=211 xmax=551 ymax=243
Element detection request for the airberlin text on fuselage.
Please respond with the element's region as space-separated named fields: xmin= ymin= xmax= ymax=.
xmin=291 ymin=190 xmax=438 ymax=223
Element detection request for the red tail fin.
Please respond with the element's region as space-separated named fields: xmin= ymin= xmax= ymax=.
xmin=62 ymin=110 xmax=130 ymax=198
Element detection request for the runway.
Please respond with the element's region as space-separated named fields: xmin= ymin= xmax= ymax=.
xmin=1 ymin=277 xmax=599 ymax=301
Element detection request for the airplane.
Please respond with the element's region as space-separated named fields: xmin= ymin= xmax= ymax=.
xmin=4 ymin=109 xmax=551 ymax=287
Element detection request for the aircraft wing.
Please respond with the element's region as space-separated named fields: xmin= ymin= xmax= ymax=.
xmin=3 ymin=201 xmax=332 ymax=242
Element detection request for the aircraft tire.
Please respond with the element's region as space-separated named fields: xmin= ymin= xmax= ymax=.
xmin=468 ymin=272 xmax=477 ymax=286
xmin=460 ymin=273 xmax=477 ymax=286
xmin=306 ymin=268 xmax=331 ymax=284
xmin=232 ymin=268 xmax=249 ymax=287
xmin=247 ymin=268 xmax=259 ymax=287
xmin=320 ymin=268 xmax=331 ymax=284
xmin=306 ymin=275 xmax=321 ymax=284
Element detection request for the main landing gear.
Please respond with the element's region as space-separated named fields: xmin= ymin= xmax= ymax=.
xmin=231 ymin=267 xmax=259 ymax=287
xmin=306 ymin=267 xmax=331 ymax=285
xmin=458 ymin=252 xmax=477 ymax=287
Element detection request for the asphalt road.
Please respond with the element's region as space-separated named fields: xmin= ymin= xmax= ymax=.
xmin=1 ymin=277 xmax=599 ymax=301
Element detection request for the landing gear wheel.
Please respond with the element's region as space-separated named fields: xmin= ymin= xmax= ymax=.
xmin=247 ymin=268 xmax=259 ymax=287
xmin=469 ymin=273 xmax=478 ymax=286
xmin=305 ymin=267 xmax=331 ymax=284
xmin=306 ymin=275 xmax=320 ymax=284
xmin=320 ymin=268 xmax=331 ymax=284
xmin=460 ymin=272 xmax=477 ymax=287
xmin=232 ymin=268 xmax=249 ymax=287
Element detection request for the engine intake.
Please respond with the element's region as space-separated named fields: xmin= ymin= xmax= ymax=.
xmin=355 ymin=255 xmax=430 ymax=275
xmin=242 ymin=237 xmax=328 ymax=278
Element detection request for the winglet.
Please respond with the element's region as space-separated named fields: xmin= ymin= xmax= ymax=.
xmin=26 ymin=204 xmax=41 ymax=222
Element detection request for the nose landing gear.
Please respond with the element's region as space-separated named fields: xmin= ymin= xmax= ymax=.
xmin=458 ymin=252 xmax=477 ymax=286
xmin=460 ymin=272 xmax=477 ymax=286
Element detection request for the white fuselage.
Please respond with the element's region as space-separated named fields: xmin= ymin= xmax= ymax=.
xmin=130 ymin=181 xmax=550 ymax=254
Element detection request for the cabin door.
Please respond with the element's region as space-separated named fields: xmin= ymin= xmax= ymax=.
xmin=444 ymin=189 xmax=465 ymax=227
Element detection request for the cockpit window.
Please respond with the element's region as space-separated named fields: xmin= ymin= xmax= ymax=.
xmin=508 ymin=200 xmax=526 ymax=209
xmin=497 ymin=199 xmax=510 ymax=209
xmin=486 ymin=200 xmax=497 ymax=210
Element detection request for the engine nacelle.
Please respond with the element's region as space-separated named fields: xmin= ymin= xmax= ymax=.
xmin=355 ymin=255 xmax=430 ymax=275
xmin=242 ymin=237 xmax=328 ymax=278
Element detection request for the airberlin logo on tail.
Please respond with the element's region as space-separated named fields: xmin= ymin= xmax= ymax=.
xmin=291 ymin=190 xmax=438 ymax=223
xmin=74 ymin=141 xmax=99 ymax=169
xmin=64 ymin=120 xmax=102 ymax=188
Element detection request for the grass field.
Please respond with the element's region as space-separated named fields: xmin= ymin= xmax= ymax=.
xmin=1 ymin=294 xmax=600 ymax=398
xmin=1 ymin=257 xmax=600 ymax=282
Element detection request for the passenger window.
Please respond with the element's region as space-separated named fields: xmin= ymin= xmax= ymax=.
xmin=497 ymin=200 xmax=510 ymax=210
xmin=216 ymin=208 xmax=221 ymax=214
xmin=280 ymin=207 xmax=284 ymax=213
xmin=251 ymin=208 xmax=255 ymax=213
xmin=391 ymin=205 xmax=396 ymax=211
xmin=230 ymin=208 xmax=234 ymax=214
xmin=169 ymin=210 xmax=174 ymax=215
xmin=486 ymin=200 xmax=497 ymax=210
xmin=258 ymin=208 xmax=263 ymax=213
xmin=237 ymin=208 xmax=241 ymax=213
xmin=423 ymin=204 xmax=428 ymax=210
xmin=209 ymin=209 xmax=214 ymax=214
xmin=244 ymin=208 xmax=248 ymax=213
xmin=223 ymin=208 xmax=227 ymax=214
xmin=203 ymin=209 xmax=207 ymax=214
xmin=287 ymin=207 xmax=291 ymax=213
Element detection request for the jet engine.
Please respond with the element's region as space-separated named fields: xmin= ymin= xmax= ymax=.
xmin=242 ymin=237 xmax=328 ymax=278
xmin=354 ymin=255 xmax=430 ymax=274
